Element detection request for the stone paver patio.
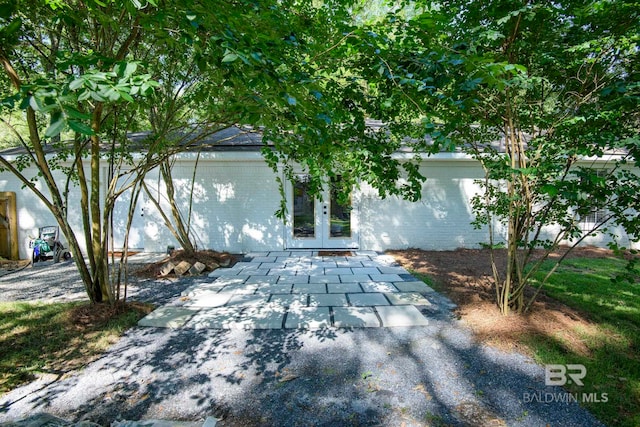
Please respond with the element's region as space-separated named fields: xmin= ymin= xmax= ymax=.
xmin=138 ymin=251 xmax=436 ymax=330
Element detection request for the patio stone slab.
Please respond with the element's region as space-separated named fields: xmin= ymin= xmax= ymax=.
xmin=394 ymin=281 xmax=436 ymax=293
xmin=236 ymin=305 xmax=286 ymax=329
xmin=226 ymin=294 xmax=269 ymax=307
xmin=182 ymin=292 xmax=234 ymax=308
xmin=276 ymin=275 xmax=310 ymax=283
xmin=359 ymin=281 xmax=399 ymax=293
xmin=138 ymin=307 xmax=199 ymax=329
xmin=327 ymin=283 xmax=362 ymax=293
xmin=347 ymin=293 xmax=390 ymax=307
xmin=324 ymin=267 xmax=355 ymax=275
xmin=350 ymin=267 xmax=381 ymax=275
xmin=292 ymin=283 xmax=327 ymax=293
xmin=375 ymin=305 xmax=429 ymax=327
xmin=378 ymin=266 xmax=409 ymax=274
xmin=220 ymin=284 xmax=258 ymax=295
xmin=211 ymin=277 xmax=247 ymax=286
xmin=369 ymin=273 xmax=403 ymax=282
xmin=256 ymin=283 xmax=293 ymax=294
xmin=308 ymin=275 xmax=340 ymax=284
xmin=181 ymin=283 xmax=226 ymax=297
xmin=339 ymin=274 xmax=372 ymax=283
xmin=268 ymin=293 xmax=308 ymax=308
xmin=309 ymin=293 xmax=349 ymax=307
xmin=188 ymin=307 xmax=244 ymax=329
xmin=333 ymin=307 xmax=380 ymax=328
xmin=244 ymin=275 xmax=279 ymax=285
xmin=285 ymin=307 xmax=332 ymax=329
xmin=384 ymin=292 xmax=432 ymax=306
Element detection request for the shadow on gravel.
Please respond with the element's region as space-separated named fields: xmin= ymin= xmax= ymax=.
xmin=0 ymin=320 xmax=603 ymax=426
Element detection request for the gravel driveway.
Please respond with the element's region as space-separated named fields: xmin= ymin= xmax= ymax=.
xmin=0 ymin=260 xmax=604 ymax=426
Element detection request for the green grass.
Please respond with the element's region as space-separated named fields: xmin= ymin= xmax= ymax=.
xmin=527 ymin=257 xmax=640 ymax=427
xmin=0 ymin=301 xmax=149 ymax=395
xmin=410 ymin=256 xmax=640 ymax=427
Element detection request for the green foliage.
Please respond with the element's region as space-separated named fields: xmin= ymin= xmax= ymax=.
xmin=359 ymin=0 xmax=640 ymax=314
xmin=526 ymin=257 xmax=640 ymax=427
xmin=0 ymin=300 xmax=147 ymax=395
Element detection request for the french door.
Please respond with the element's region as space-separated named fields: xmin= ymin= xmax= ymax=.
xmin=286 ymin=175 xmax=358 ymax=249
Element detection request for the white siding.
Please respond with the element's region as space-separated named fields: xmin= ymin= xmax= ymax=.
xmin=0 ymin=166 xmax=89 ymax=259
xmin=141 ymin=159 xmax=283 ymax=253
xmin=0 ymin=152 xmax=637 ymax=258
xmin=359 ymin=160 xmax=489 ymax=251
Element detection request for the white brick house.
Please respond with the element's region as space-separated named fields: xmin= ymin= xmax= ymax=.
xmin=0 ymin=128 xmax=637 ymax=259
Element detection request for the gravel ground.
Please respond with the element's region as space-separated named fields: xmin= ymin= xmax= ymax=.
xmin=0 ymin=261 xmax=605 ymax=426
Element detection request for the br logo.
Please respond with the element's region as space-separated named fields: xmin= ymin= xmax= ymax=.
xmin=545 ymin=364 xmax=587 ymax=386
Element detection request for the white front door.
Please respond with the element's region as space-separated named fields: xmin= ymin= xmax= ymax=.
xmin=286 ymin=175 xmax=358 ymax=249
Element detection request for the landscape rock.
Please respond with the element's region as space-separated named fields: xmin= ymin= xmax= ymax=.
xmin=189 ymin=262 xmax=206 ymax=275
xmin=159 ymin=262 xmax=175 ymax=277
xmin=173 ymin=261 xmax=191 ymax=276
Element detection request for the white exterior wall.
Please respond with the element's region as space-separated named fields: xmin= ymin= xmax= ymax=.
xmin=141 ymin=154 xmax=284 ymax=253
xmin=359 ymin=157 xmax=489 ymax=251
xmin=0 ymin=166 xmax=89 ymax=259
xmin=1 ymin=151 xmax=637 ymax=258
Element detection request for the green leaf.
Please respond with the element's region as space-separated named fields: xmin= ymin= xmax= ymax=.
xmin=44 ymin=112 xmax=65 ymax=138
xmin=63 ymin=106 xmax=91 ymax=120
xmin=69 ymin=78 xmax=84 ymax=91
xmin=222 ymin=52 xmax=239 ymax=63
xmin=541 ymin=184 xmax=559 ymax=197
xmin=67 ymin=120 xmax=95 ymax=135
xmin=119 ymin=90 xmax=134 ymax=102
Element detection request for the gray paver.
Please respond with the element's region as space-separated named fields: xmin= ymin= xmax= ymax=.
xmin=359 ymin=282 xmax=398 ymax=293
xmin=268 ymin=293 xmax=308 ymax=308
xmin=236 ymin=305 xmax=286 ymax=329
xmin=375 ymin=305 xmax=429 ymax=327
xmin=339 ymin=274 xmax=372 ymax=283
xmin=309 ymin=293 xmax=349 ymax=307
xmin=220 ymin=284 xmax=258 ymax=295
xmin=348 ymin=293 xmax=390 ymax=307
xmin=384 ymin=292 xmax=432 ymax=306
xmin=309 ymin=275 xmax=340 ymax=284
xmin=181 ymin=283 xmax=226 ymax=296
xmin=226 ymin=294 xmax=268 ymax=307
xmin=285 ymin=307 xmax=331 ymax=329
xmin=138 ymin=307 xmax=198 ymax=329
xmin=292 ymin=283 xmax=327 ymax=293
xmin=182 ymin=292 xmax=233 ymax=308
xmin=327 ymin=283 xmax=362 ymax=293
xmin=333 ymin=307 xmax=380 ymax=328
xmin=256 ymin=283 xmax=293 ymax=294
xmin=324 ymin=267 xmax=354 ymax=275
xmin=394 ymin=281 xmax=435 ymax=293
xmin=250 ymin=256 xmax=277 ymax=263
xmin=244 ymin=275 xmax=279 ymax=285
xmin=351 ymin=267 xmax=381 ymax=275
xmin=277 ymin=275 xmax=310 ymax=284
xmin=378 ymin=266 xmax=409 ymax=274
xmin=188 ymin=307 xmax=244 ymax=329
xmin=369 ymin=273 xmax=403 ymax=282
xmin=211 ymin=277 xmax=247 ymax=286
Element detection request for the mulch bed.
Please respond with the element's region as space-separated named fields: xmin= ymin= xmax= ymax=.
xmin=387 ymin=246 xmax=616 ymax=355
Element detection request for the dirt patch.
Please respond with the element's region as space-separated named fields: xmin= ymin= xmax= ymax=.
xmin=318 ymin=250 xmax=355 ymax=256
xmin=132 ymin=249 xmax=238 ymax=278
xmin=387 ymin=247 xmax=613 ymax=355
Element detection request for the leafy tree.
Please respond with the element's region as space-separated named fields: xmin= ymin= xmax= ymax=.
xmin=354 ymin=0 xmax=640 ymax=314
xmin=1 ymin=0 xmax=433 ymax=305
